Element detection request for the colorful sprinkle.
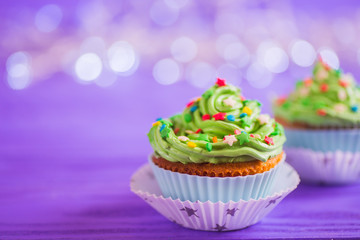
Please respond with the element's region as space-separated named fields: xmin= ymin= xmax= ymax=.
xmin=264 ymin=136 xmax=274 ymax=145
xmin=187 ymin=141 xmax=197 ymax=148
xmin=159 ymin=119 xmax=173 ymax=126
xmin=190 ymin=105 xmax=198 ymax=112
xmin=174 ymin=127 xmax=180 ymax=134
xmin=242 ymin=106 xmax=252 ymax=115
xmin=160 ymin=126 xmax=170 ymax=138
xmin=304 ymin=78 xmax=313 ymax=87
xmin=236 ymin=132 xmax=250 ymax=145
xmin=213 ymin=112 xmax=226 ymax=120
xmin=257 ymin=114 xmax=270 ymax=125
xmin=223 ymin=98 xmax=236 ymax=107
xmin=216 ymin=78 xmax=226 ymax=87
xmin=316 ymin=68 xmax=329 ymax=80
xmin=156 ymin=117 xmax=162 ymax=121
xmin=160 ymin=124 xmax=166 ymax=132
xmin=239 ymin=113 xmax=247 ymax=118
xmin=223 ymin=135 xmax=237 ymax=146
xmin=152 ymin=121 xmax=161 ymax=126
xmin=320 ymin=83 xmax=329 ymax=92
xmin=351 ymin=105 xmax=359 ymax=112
xmin=206 ymin=142 xmax=212 ymax=152
xmin=195 ymin=128 xmax=202 ymax=134
xmin=184 ymin=113 xmax=192 ymax=123
xmin=198 ymin=134 xmax=209 ymax=142
xmin=234 ymin=129 xmax=241 ymax=135
xmin=240 ymin=95 xmax=246 ymax=101
xmin=212 ymin=136 xmax=218 ymax=143
xmin=202 ymin=114 xmax=211 ymax=121
xmin=269 ymin=130 xmax=279 ymax=137
xmin=186 ymin=100 xmax=195 ymax=108
xmin=185 ymin=130 xmax=195 ymax=134
xmin=334 ymin=104 xmax=346 ymax=113
xmin=299 ymin=87 xmax=309 ymax=97
xmin=202 ymin=89 xmax=214 ymax=99
xmin=338 ymin=89 xmax=347 ymax=101
xmin=240 ymin=116 xmax=251 ymax=128
xmin=178 ymin=136 xmax=189 ymax=141
xmin=227 ymin=115 xmax=235 ymax=121
xmin=276 ymin=97 xmax=287 ymax=105
xmin=317 ymin=109 xmax=327 ymax=116
xmin=250 ymin=134 xmax=261 ymax=139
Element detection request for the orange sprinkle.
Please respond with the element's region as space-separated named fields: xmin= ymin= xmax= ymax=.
xmin=187 ymin=141 xmax=197 ymax=148
xmin=212 ymin=136 xmax=218 ymax=143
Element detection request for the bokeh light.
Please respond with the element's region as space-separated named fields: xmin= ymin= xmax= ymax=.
xmin=34 ymin=4 xmax=63 ymax=33
xmin=290 ymin=40 xmax=316 ymax=67
xmin=75 ymin=53 xmax=103 ymax=82
xmin=171 ymin=37 xmax=198 ymax=63
xmin=263 ymin=46 xmax=289 ymax=73
xmin=319 ymin=48 xmax=340 ymax=69
xmin=6 ymin=52 xmax=32 ymax=90
xmin=246 ymin=62 xmax=273 ymax=89
xmin=153 ymin=58 xmax=181 ymax=85
xmin=108 ymin=41 xmax=138 ymax=75
xmin=186 ymin=61 xmax=216 ymax=88
xmin=223 ymin=42 xmax=250 ymax=68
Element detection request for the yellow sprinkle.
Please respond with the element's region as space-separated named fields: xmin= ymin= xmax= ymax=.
xmin=196 ymin=97 xmax=202 ymax=101
xmin=187 ymin=141 xmax=197 ymax=148
xmin=152 ymin=121 xmax=161 ymax=126
xmin=212 ymin=136 xmax=218 ymax=143
xmin=242 ymin=106 xmax=252 ymax=115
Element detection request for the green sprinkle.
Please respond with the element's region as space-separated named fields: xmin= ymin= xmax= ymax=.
xmin=206 ymin=142 xmax=212 ymax=152
xmin=243 ymin=100 xmax=250 ymax=105
xmin=160 ymin=119 xmax=173 ymax=126
xmin=160 ymin=126 xmax=170 ymax=138
xmin=184 ymin=113 xmax=192 ymax=123
xmin=256 ymin=100 xmax=262 ymax=107
xmin=197 ymin=134 xmax=209 ymax=142
xmin=202 ymin=89 xmax=214 ymax=99
xmin=335 ymin=69 xmax=341 ymax=77
xmin=282 ymin=101 xmax=291 ymax=109
xmin=236 ymin=132 xmax=250 ymax=145
xmin=240 ymin=116 xmax=251 ymax=128
xmin=301 ymin=98 xmax=310 ymax=106
xmin=269 ymin=131 xmax=279 ymax=137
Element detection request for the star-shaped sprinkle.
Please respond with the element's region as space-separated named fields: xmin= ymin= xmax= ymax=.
xmin=339 ymin=74 xmax=352 ymax=87
xmin=264 ymin=136 xmax=274 ymax=145
xmin=223 ymin=98 xmax=236 ymax=107
xmin=216 ymin=78 xmax=226 ymax=87
xmin=234 ymin=129 xmax=241 ymax=135
xmin=227 ymin=115 xmax=235 ymax=121
xmin=334 ymin=103 xmax=346 ymax=113
xmin=226 ymin=208 xmax=238 ymax=216
xmin=187 ymin=141 xmax=197 ymax=148
xmin=206 ymin=142 xmax=212 ymax=152
xmin=160 ymin=125 xmax=171 ymax=138
xmin=213 ymin=112 xmax=226 ymax=120
xmin=202 ymin=114 xmax=211 ymax=121
xmin=190 ymin=105 xmax=198 ymax=112
xmin=317 ymin=109 xmax=327 ymax=116
xmin=202 ymin=89 xmax=214 ymax=99
xmin=242 ymin=106 xmax=252 ymax=115
xmin=213 ymin=223 xmax=227 ymax=232
xmin=258 ymin=114 xmax=270 ymax=125
xmin=351 ymin=105 xmax=359 ymax=112
xmin=240 ymin=95 xmax=246 ymax=101
xmin=184 ymin=113 xmax=192 ymax=123
xmin=338 ymin=89 xmax=347 ymax=100
xmin=180 ymin=207 xmax=199 ymax=218
xmin=304 ymin=77 xmax=313 ymax=87
xmin=316 ymin=68 xmax=329 ymax=80
xmin=236 ymin=132 xmax=250 ymax=145
xmin=212 ymin=136 xmax=218 ymax=143
xmin=299 ymin=87 xmax=309 ymax=96
xmin=240 ymin=116 xmax=251 ymax=128
xmin=178 ymin=136 xmax=189 ymax=141
xmin=195 ymin=128 xmax=202 ymax=134
xmin=223 ymin=135 xmax=237 ymax=146
xmin=320 ymin=83 xmax=329 ymax=92
xmin=198 ymin=134 xmax=209 ymax=142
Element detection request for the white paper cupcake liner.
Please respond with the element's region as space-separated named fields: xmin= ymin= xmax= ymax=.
xmin=130 ymin=162 xmax=300 ymax=231
xmin=286 ymin=147 xmax=360 ymax=184
xmin=149 ymin=155 xmax=285 ymax=202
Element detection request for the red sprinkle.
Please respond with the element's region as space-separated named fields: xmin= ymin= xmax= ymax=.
xmin=317 ymin=109 xmax=327 ymax=116
xmin=216 ymin=78 xmax=226 ymax=87
xmin=174 ymin=128 xmax=180 ymax=134
xmin=276 ymin=97 xmax=287 ymax=105
xmin=250 ymin=134 xmax=255 ymax=138
xmin=320 ymin=83 xmax=329 ymax=92
xmin=195 ymin=129 xmax=202 ymax=134
xmin=264 ymin=136 xmax=274 ymax=145
xmin=186 ymin=100 xmax=195 ymax=108
xmin=202 ymin=114 xmax=211 ymax=121
xmin=304 ymin=78 xmax=313 ymax=87
xmin=339 ymin=80 xmax=349 ymax=87
xmin=240 ymin=95 xmax=246 ymax=101
xmin=319 ymin=56 xmax=331 ymax=71
xmin=234 ymin=129 xmax=241 ymax=135
xmin=213 ymin=112 xmax=226 ymax=120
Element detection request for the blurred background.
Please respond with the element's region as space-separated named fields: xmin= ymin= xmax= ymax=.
xmin=1 ymin=0 xmax=360 ymax=159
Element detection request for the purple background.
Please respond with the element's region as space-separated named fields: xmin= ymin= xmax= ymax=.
xmin=1 ymin=0 xmax=360 ymax=239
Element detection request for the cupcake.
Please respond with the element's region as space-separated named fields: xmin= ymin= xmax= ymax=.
xmin=273 ymin=60 xmax=360 ymax=184
xmin=148 ymin=78 xmax=287 ymax=202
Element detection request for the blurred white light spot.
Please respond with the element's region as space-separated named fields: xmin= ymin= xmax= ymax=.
xmin=171 ymin=37 xmax=197 ymax=62
xmin=216 ymin=64 xmax=241 ymax=86
xmin=223 ymin=42 xmax=250 ymax=68
xmin=35 ymin=4 xmax=63 ymax=32
xmin=186 ymin=62 xmax=216 ymax=88
xmin=246 ymin=62 xmax=273 ymax=89
xmin=108 ymin=41 xmax=137 ymax=74
xmin=216 ymin=34 xmax=239 ymax=57
xmin=332 ymin=18 xmax=356 ymax=45
xmin=319 ymin=48 xmax=339 ymax=69
xmin=290 ymin=40 xmax=316 ymax=67
xmin=81 ymin=37 xmax=106 ymax=55
xmin=263 ymin=47 xmax=289 ymax=73
xmin=6 ymin=52 xmax=32 ymax=90
xmin=150 ymin=0 xmax=179 ymax=26
xmin=75 ymin=53 xmax=103 ymax=81
xmin=153 ymin=58 xmax=181 ymax=85
xmin=164 ymin=0 xmax=188 ymax=9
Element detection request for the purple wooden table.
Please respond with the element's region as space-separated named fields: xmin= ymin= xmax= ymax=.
xmin=1 ymin=73 xmax=360 ymax=239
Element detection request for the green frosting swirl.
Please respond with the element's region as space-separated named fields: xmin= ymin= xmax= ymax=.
xmin=148 ymin=81 xmax=286 ymax=164
xmin=273 ymin=61 xmax=360 ymax=127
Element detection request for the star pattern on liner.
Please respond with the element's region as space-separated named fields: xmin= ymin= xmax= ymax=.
xmin=257 ymin=114 xmax=270 ymax=125
xmin=223 ymin=97 xmax=236 ymax=107
xmin=213 ymin=223 xmax=227 ymax=232
xmin=226 ymin=208 xmax=239 ymax=216
xmin=265 ymin=196 xmax=282 ymax=208
xmin=180 ymin=207 xmax=199 ymax=218
xmin=223 ymin=135 xmax=237 ymax=146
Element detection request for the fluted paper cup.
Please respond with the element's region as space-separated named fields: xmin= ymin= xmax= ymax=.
xmin=149 ymin=155 xmax=285 ymax=202
xmin=130 ymin=162 xmax=300 ymax=231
